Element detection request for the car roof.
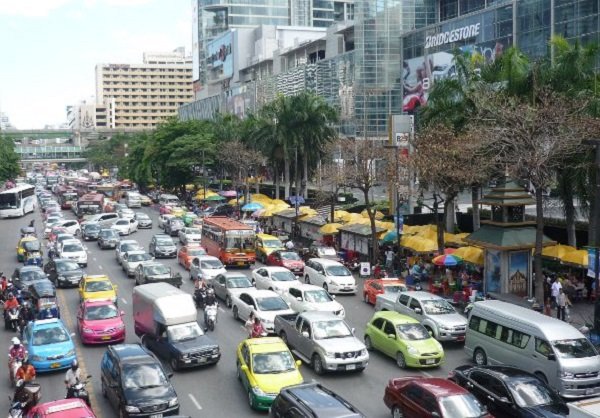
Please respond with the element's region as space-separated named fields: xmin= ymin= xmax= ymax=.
xmin=245 ymin=337 xmax=290 ymax=354
xmin=222 ymin=272 xmax=250 ymax=279
xmin=299 ymin=311 xmax=341 ymax=321
xmin=469 ymin=365 xmax=538 ymax=380
xmin=310 ymin=258 xmax=343 ymax=266
xmin=256 ymin=233 xmax=279 ymax=239
xmin=371 ymin=311 xmax=419 ymax=325
xmin=20 ymin=265 xmax=44 ymax=272
xmin=32 ymin=399 xmax=92 ymax=416
xmin=126 ymin=250 xmax=146 ymax=256
xmin=32 ymin=318 xmax=64 ymax=329
xmin=259 ymin=266 xmax=293 ymax=272
xmin=287 ymin=283 xmax=324 ymax=292
xmin=54 ymin=258 xmax=81 ymax=264
xmin=62 ymin=239 xmax=82 ymax=245
xmin=241 ymin=289 xmax=280 ymax=298
xmin=82 ymin=299 xmax=116 ymax=308
xmin=412 ymin=377 xmax=468 ymax=397
xmin=196 ymin=255 xmax=220 ymax=261
xmin=109 ymin=343 xmax=154 ymax=362
xmin=402 ymin=291 xmax=443 ymax=301
xmin=119 ymin=240 xmax=138 ymax=246
xmin=282 ymin=383 xmax=363 ymax=417
xmin=153 ymin=233 xmax=172 ymax=238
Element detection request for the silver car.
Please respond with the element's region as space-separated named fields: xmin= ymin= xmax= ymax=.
xmin=178 ymin=227 xmax=202 ymax=245
xmin=212 ymin=272 xmax=254 ymax=308
xmin=122 ymin=250 xmax=154 ymax=277
xmin=115 ymin=240 xmax=142 ymax=265
xmin=134 ymin=212 xmax=153 ymax=228
xmin=190 ymin=255 xmax=226 ymax=282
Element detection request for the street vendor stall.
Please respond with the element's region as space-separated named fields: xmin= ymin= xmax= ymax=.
xmin=338 ymin=223 xmax=386 ymax=258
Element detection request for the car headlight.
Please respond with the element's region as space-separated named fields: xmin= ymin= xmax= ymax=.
xmin=560 ymin=371 xmax=575 ymax=379
xmin=31 ymin=355 xmax=43 ymax=362
xmin=360 ymin=349 xmax=367 ymax=356
xmin=168 ymin=397 xmax=178 ymax=407
xmin=252 ymin=386 xmax=266 ymax=396
xmin=181 ymin=353 xmax=189 ymax=359
xmin=58 ymin=276 xmax=66 ymax=281
xmin=125 ymin=405 xmax=141 ymax=413
xmin=407 ymin=346 xmax=419 ymax=355
xmin=439 ymin=325 xmax=452 ymax=331
xmin=66 ymin=349 xmax=75 ymax=357
xmin=116 ymin=323 xmax=126 ymax=330
xmin=324 ymin=351 xmax=335 ymax=358
xmin=82 ymin=327 xmax=94 ymax=334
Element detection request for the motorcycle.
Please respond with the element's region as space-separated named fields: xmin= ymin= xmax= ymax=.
xmin=204 ymin=303 xmax=218 ymax=331
xmin=8 ymin=358 xmax=22 ymax=387
xmin=4 ymin=308 xmax=20 ymax=332
xmin=66 ymin=376 xmax=92 ymax=406
xmin=344 ymin=258 xmax=360 ymax=272
xmin=9 ymin=381 xmax=41 ymax=417
xmin=194 ymin=287 xmax=207 ymax=309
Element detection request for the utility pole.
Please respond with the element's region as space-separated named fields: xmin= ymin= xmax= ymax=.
xmin=584 ymin=139 xmax=600 ymax=332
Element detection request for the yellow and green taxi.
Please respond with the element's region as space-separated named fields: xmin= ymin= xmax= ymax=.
xmin=78 ymin=275 xmax=118 ymax=305
xmin=236 ymin=337 xmax=303 ymax=410
xmin=169 ymin=206 xmax=186 ymax=218
xmin=364 ymin=311 xmax=444 ymax=369
xmin=255 ymin=234 xmax=284 ymax=263
xmin=16 ymin=236 xmax=42 ymax=262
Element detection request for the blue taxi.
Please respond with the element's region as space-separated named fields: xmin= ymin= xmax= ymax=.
xmin=22 ymin=318 xmax=76 ymax=372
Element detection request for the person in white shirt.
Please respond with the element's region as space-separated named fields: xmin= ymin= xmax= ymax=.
xmin=285 ymin=240 xmax=294 ymax=250
xmin=65 ymin=360 xmax=82 ymax=398
xmin=385 ymin=248 xmax=394 ymax=271
xmin=551 ymin=278 xmax=562 ymax=308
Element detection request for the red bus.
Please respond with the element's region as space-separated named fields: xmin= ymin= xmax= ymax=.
xmin=74 ymin=178 xmax=97 ymax=196
xmin=56 ymin=185 xmax=78 ymax=209
xmin=76 ymin=192 xmax=104 ymax=218
xmin=201 ymin=217 xmax=256 ymax=267
xmin=95 ymin=183 xmax=118 ymax=200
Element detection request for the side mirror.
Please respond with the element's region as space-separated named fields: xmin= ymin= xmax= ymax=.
xmin=388 ymin=334 xmax=396 ymax=339
xmin=414 ymin=308 xmax=422 ymax=315
xmin=86 ymin=374 xmax=92 ymax=379
xmin=240 ymin=365 xmax=249 ymax=372
xmin=167 ymin=372 xmax=174 ymax=379
xmin=498 ymin=396 xmax=511 ymax=404
xmin=301 ymin=331 xmax=310 ymax=338
xmin=547 ymin=353 xmax=556 ymax=361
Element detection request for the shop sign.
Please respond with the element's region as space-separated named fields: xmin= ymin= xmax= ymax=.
xmin=425 ymin=23 xmax=481 ymax=49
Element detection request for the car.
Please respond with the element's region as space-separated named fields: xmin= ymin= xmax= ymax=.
xmin=55 ymin=219 xmax=81 ymax=236
xmin=78 ymin=275 xmax=118 ymax=305
xmin=117 ymin=208 xmax=135 ymax=219
xmin=54 ymin=233 xmax=76 ymax=250
xmin=81 ymin=222 xmax=102 ymax=241
xmin=281 ymin=283 xmax=345 ymax=318
xmin=134 ymin=262 xmax=183 ymax=288
xmin=134 ymin=212 xmax=152 ymax=228
xmin=178 ymin=227 xmax=201 ymax=245
xmin=181 ymin=211 xmax=198 ymax=227
xmin=115 ymin=240 xmax=143 ymax=265
xmin=43 ymin=219 xmax=64 ymax=238
xmin=25 ymin=398 xmax=96 ymax=417
xmin=304 ymin=258 xmax=356 ymax=295
xmin=22 ymin=318 xmax=76 ymax=372
xmin=363 ymin=278 xmax=408 ymax=305
xmin=449 ymin=365 xmax=569 ymax=417
xmin=266 ymin=250 xmax=305 ymax=275
xmin=255 ymin=234 xmax=285 ymax=263
xmin=158 ymin=213 xmax=175 ymax=229
xmin=231 ymin=289 xmax=294 ymax=334
xmin=113 ymin=203 xmax=128 ymax=212
xmin=140 ymin=195 xmax=152 ymax=206
xmin=301 ymin=244 xmax=341 ymax=262
xmin=213 ymin=272 xmax=255 ymax=308
xmin=16 ymin=236 xmax=42 ymax=262
xmin=47 ymin=226 xmax=67 ymax=243
xmin=270 ymin=382 xmax=366 ymax=418
xmin=177 ymin=245 xmax=207 ymax=269
xmin=81 ymin=212 xmax=118 ymax=227
xmin=97 ymin=228 xmax=120 ymax=249
xmin=100 ymin=344 xmax=179 ymax=417
xmin=149 ymin=234 xmax=177 ymax=258
xmin=164 ymin=217 xmax=185 ymax=237
xmin=236 ymin=337 xmax=303 ymax=410
xmin=43 ymin=258 xmax=85 ymax=288
xmin=252 ymin=266 xmax=301 ymax=295
xmin=77 ymin=299 xmax=125 ymax=344
xmin=111 ymin=217 xmax=139 ymax=235
xmin=11 ymin=265 xmax=48 ymax=298
xmin=122 ymin=251 xmax=154 ymax=277
xmin=58 ymin=239 xmax=87 ymax=267
xmin=364 ymin=310 xmax=444 ymax=369
xmin=189 ymin=255 xmax=226 ymax=282
xmin=383 ymin=376 xmax=492 ymax=418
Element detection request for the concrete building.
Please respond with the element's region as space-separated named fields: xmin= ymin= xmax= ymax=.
xmin=95 ymin=48 xmax=193 ymax=129
xmin=66 ymin=100 xmax=110 ymax=130
xmin=0 ymin=112 xmax=14 ymax=130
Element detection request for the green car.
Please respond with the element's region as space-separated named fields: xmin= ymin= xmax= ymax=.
xmin=364 ymin=311 xmax=444 ymax=369
xmin=182 ymin=211 xmax=198 ymax=227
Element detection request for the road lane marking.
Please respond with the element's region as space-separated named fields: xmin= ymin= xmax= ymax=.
xmin=98 ymin=265 xmax=103 ymax=270
xmin=188 ymin=393 xmax=202 ymax=410
xmin=421 ymin=371 xmax=433 ymax=377
xmin=121 ymin=298 xmax=128 ymax=305
xmin=218 ymin=307 xmax=225 ymax=313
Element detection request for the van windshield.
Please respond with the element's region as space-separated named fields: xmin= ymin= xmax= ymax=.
xmin=551 ymin=338 xmax=597 ymax=358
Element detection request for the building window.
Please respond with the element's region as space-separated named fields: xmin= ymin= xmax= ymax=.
xmin=440 ymin=0 xmax=458 ymax=21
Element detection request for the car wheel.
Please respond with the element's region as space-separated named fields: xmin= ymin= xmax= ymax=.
xmin=233 ymin=305 xmax=239 ymax=320
xmin=396 ymin=352 xmax=407 ymax=369
xmin=312 ymin=354 xmax=325 ymax=375
xmin=225 ymin=296 xmax=232 ymax=308
xmin=305 ymin=275 xmax=310 ymax=284
xmin=364 ymin=293 xmax=370 ymax=304
xmin=280 ymin=331 xmax=288 ymax=345
xmin=170 ymin=357 xmax=180 ymax=372
xmin=473 ymin=348 xmax=487 ymax=366
xmin=364 ymin=335 xmax=373 ymax=351
xmin=323 ymin=283 xmax=328 ymax=292
xmin=392 ymin=405 xmax=404 ymax=418
xmin=236 ymin=362 xmax=241 ymax=380
xmin=248 ymin=390 xmax=256 ymax=409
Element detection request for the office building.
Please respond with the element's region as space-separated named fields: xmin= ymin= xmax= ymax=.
xmin=0 ymin=112 xmax=14 ymax=130
xmin=95 ymin=48 xmax=193 ymax=129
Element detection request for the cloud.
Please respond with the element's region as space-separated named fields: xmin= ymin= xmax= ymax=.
xmin=0 ymin=0 xmax=71 ymax=17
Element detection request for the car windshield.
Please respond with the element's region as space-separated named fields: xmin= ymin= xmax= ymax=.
xmin=439 ymin=394 xmax=486 ymax=418
xmin=57 ymin=261 xmax=79 ymax=272
xmin=32 ymin=326 xmax=69 ymax=345
xmin=85 ymin=224 xmax=100 ymax=231
xmin=507 ymin=377 xmax=562 ymax=408
xmin=396 ymin=323 xmax=430 ymax=340
xmin=252 ymin=351 xmax=295 ymax=374
xmin=188 ymin=248 xmax=206 ymax=256
xmin=136 ymin=213 xmax=149 ymax=220
xmin=201 ymin=259 xmax=223 ymax=269
xmin=227 ymin=277 xmax=252 ymax=288
xmin=121 ymin=243 xmax=141 ymax=252
xmin=187 ymin=228 xmax=200 ymax=234
xmin=122 ymin=363 xmax=169 ymax=390
xmin=85 ymin=281 xmax=113 ymax=292
xmin=280 ymin=252 xmax=301 ymax=260
xmin=325 ymin=265 xmax=351 ymax=276
xmin=263 ymin=239 xmax=282 ymax=248
xmin=63 ymin=244 xmax=84 ymax=253
xmin=551 ymin=338 xmax=597 ymax=358
xmin=145 ymin=265 xmax=170 ymax=275
xmin=171 ymin=220 xmax=183 ymax=226
xmin=422 ymin=299 xmax=456 ymax=315
xmin=129 ymin=253 xmax=151 ymax=262
xmin=167 ymin=322 xmax=203 ymax=342
xmin=256 ymin=296 xmax=289 ymax=311
xmin=304 ymin=290 xmax=333 ymax=303
xmin=21 ymin=270 xmax=46 ymax=282
xmin=23 ymin=241 xmax=41 ymax=252
xmin=84 ymin=304 xmax=118 ymax=320
xmin=272 ymin=271 xmax=296 ymax=282
xmin=318 ymin=247 xmax=337 ymax=256
xmin=156 ymin=238 xmax=174 ymax=246
xmin=312 ymin=319 xmax=352 ymax=340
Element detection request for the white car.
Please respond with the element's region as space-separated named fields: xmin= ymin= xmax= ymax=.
xmin=121 ymin=250 xmax=154 ymax=277
xmin=118 ymin=208 xmax=135 ymax=219
xmin=190 ymin=255 xmax=226 ymax=282
xmin=81 ymin=213 xmax=119 ymax=227
xmin=178 ymin=227 xmax=202 ymax=245
xmin=231 ymin=289 xmax=294 ymax=334
xmin=111 ymin=218 xmax=138 ymax=235
xmin=115 ymin=240 xmax=143 ymax=265
xmin=158 ymin=214 xmax=175 ymax=230
xmin=55 ymin=219 xmax=81 ymax=236
xmin=304 ymin=258 xmax=356 ymax=295
xmin=43 ymin=218 xmax=64 ymax=237
xmin=251 ymin=266 xmax=300 ymax=295
xmin=281 ymin=283 xmax=345 ymax=318
xmin=58 ymin=239 xmax=87 ymax=267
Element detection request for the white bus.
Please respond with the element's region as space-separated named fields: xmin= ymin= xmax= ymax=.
xmin=0 ymin=184 xmax=36 ymax=218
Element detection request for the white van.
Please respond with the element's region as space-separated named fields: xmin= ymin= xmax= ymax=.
xmin=158 ymin=194 xmax=179 ymax=206
xmin=465 ymin=300 xmax=600 ymax=398
xmin=126 ymin=192 xmax=142 ymax=208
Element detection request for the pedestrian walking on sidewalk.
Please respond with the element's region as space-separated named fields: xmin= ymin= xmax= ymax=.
xmin=557 ymin=288 xmax=570 ymax=321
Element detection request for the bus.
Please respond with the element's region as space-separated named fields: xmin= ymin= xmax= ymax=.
xmin=201 ymin=216 xmax=256 ymax=267
xmin=45 ymin=173 xmax=59 ymax=190
xmin=117 ymin=180 xmax=133 ymax=200
xmin=74 ymin=178 xmax=96 ymax=196
xmin=56 ymin=185 xmax=78 ymax=210
xmin=95 ymin=183 xmax=118 ymax=200
xmin=75 ymin=192 xmax=105 ymax=218
xmin=0 ymin=184 xmax=36 ymax=218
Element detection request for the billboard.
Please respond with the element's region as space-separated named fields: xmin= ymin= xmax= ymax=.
xmin=207 ymin=31 xmax=233 ymax=80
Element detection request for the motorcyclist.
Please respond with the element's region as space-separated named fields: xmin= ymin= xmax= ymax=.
xmin=4 ymin=293 xmax=20 ymax=311
xmin=65 ymin=360 xmax=82 ymax=398
xmin=9 ymin=337 xmax=27 ymax=364
xmin=203 ymin=285 xmax=217 ymax=330
xmin=15 ymin=357 xmax=36 ymax=382
xmin=251 ymin=317 xmax=266 ymax=338
xmin=194 ymin=279 xmax=208 ymax=308
xmin=19 ymin=301 xmax=34 ymax=323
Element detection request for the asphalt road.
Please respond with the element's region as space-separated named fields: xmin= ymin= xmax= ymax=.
xmin=0 ymin=203 xmax=472 ymax=417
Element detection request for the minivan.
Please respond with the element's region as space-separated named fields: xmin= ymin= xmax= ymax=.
xmin=465 ymin=300 xmax=600 ymax=398
xmin=158 ymin=194 xmax=180 ymax=206
xmin=126 ymin=192 xmax=142 ymax=208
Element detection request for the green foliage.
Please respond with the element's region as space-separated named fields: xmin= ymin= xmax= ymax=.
xmin=0 ymin=135 xmax=20 ymax=181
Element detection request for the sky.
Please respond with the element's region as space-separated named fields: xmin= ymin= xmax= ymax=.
xmin=0 ymin=0 xmax=191 ymax=129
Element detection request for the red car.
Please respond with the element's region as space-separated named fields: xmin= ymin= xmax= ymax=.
xmin=383 ymin=376 xmax=493 ymax=418
xmin=77 ymin=300 xmax=125 ymax=345
xmin=362 ymin=278 xmax=407 ymax=305
xmin=266 ymin=250 xmax=305 ymax=275
xmin=48 ymin=226 xmax=68 ymax=243
xmin=26 ymin=398 xmax=96 ymax=417
xmin=177 ymin=245 xmax=207 ymax=270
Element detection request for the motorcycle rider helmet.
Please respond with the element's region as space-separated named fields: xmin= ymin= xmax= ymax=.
xmin=7 ymin=292 xmax=14 ymax=299
xmin=11 ymin=337 xmax=20 ymax=346
xmin=71 ymin=360 xmax=78 ymax=371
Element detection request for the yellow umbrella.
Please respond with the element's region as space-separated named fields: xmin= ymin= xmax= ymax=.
xmin=341 ymin=212 xmax=363 ymax=223
xmin=542 ymin=244 xmax=577 ymax=260
xmin=560 ymin=249 xmax=588 ymax=267
xmin=349 ymin=217 xmax=372 ymax=225
xmin=361 ymin=209 xmax=385 ymax=220
xmin=402 ymin=225 xmax=420 ymax=235
xmin=270 ymin=199 xmax=289 ymax=207
xmin=319 ymin=223 xmax=343 ymax=235
xmin=330 ymin=210 xmax=348 ymax=222
xmin=453 ymin=246 xmax=484 ymax=266
xmin=195 ymin=190 xmax=217 ymax=199
xmin=401 ymin=236 xmax=437 ymax=253
xmin=299 ymin=206 xmax=317 ymax=215
xmin=251 ymin=193 xmax=272 ymax=203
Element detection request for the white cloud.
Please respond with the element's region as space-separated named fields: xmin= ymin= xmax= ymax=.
xmin=0 ymin=0 xmax=71 ymax=17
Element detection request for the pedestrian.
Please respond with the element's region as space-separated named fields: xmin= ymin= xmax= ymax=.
xmin=544 ymin=297 xmax=552 ymax=316
xmin=557 ymin=288 xmax=570 ymax=321
xmin=244 ymin=313 xmax=255 ymax=338
xmin=551 ymin=277 xmax=562 ymax=308
xmin=385 ymin=247 xmax=394 ymax=272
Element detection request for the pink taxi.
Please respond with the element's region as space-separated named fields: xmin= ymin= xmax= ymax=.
xmin=77 ymin=299 xmax=125 ymax=345
xmin=26 ymin=398 xmax=96 ymax=417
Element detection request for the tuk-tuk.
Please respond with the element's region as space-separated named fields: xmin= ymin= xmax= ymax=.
xmin=20 ymin=226 xmax=36 ymax=238
xmin=29 ymin=280 xmax=60 ymax=319
xmin=16 ymin=237 xmax=43 ymax=265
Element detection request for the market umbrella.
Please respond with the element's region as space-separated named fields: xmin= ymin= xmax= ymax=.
xmin=453 ymin=246 xmax=484 ymax=266
xmin=251 ymin=193 xmax=271 ymax=201
xmin=432 ymin=254 xmax=463 ymax=266
xmin=204 ymin=195 xmax=225 ymax=201
xmin=361 ymin=209 xmax=385 ymax=220
xmin=219 ymin=190 xmax=238 ymax=197
xmin=560 ymin=249 xmax=588 ymax=267
xmin=446 ymin=232 xmax=469 ymax=247
xmin=270 ymin=199 xmax=289 ymax=207
xmin=319 ymin=223 xmax=343 ymax=235
xmin=542 ymin=244 xmax=577 ymax=260
xmin=382 ymin=230 xmax=398 ymax=243
xmin=241 ymin=202 xmax=264 ymax=212
xmin=400 ymin=236 xmax=438 ymax=253
xmin=341 ymin=212 xmax=363 ymax=223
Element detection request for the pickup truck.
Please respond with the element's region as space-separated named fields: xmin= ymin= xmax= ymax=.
xmin=274 ymin=311 xmax=368 ymax=375
xmin=375 ymin=290 xmax=467 ymax=342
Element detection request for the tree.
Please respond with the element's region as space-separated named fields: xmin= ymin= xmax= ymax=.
xmin=216 ymin=140 xmax=265 ymax=204
xmin=0 ymin=135 xmax=20 ymax=181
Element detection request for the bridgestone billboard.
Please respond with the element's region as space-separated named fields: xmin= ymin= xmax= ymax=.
xmin=425 ymin=23 xmax=481 ymax=49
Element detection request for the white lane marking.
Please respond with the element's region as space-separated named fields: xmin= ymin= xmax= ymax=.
xmin=98 ymin=265 xmax=103 ymax=270
xmin=121 ymin=298 xmax=128 ymax=305
xmin=218 ymin=307 xmax=225 ymax=313
xmin=93 ymin=257 xmax=97 ymax=262
xmin=421 ymin=371 xmax=433 ymax=377
xmin=188 ymin=393 xmax=202 ymax=410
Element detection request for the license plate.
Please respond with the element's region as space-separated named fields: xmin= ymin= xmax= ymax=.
xmin=50 ymin=362 xmax=61 ymax=369
xmin=150 ymin=415 xmax=163 ymax=418
xmin=198 ymin=357 xmax=207 ymax=363
xmin=101 ymin=336 xmax=111 ymax=340
xmin=426 ymin=359 xmax=436 ymax=364
xmin=237 ymin=262 xmax=245 ymax=266
xmin=456 ymin=335 xmax=465 ymax=341
xmin=346 ymin=364 xmax=356 ymax=370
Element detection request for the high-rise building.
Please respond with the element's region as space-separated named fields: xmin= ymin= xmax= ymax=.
xmin=95 ymin=48 xmax=193 ymax=129
xmin=66 ymin=100 xmax=109 ymax=130
xmin=0 ymin=112 xmax=14 ymax=130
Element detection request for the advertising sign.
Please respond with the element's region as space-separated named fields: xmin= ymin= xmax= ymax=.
xmin=207 ymin=31 xmax=233 ymax=80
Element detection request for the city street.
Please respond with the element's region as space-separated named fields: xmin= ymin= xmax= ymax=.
xmin=0 ymin=205 xmax=472 ymax=417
